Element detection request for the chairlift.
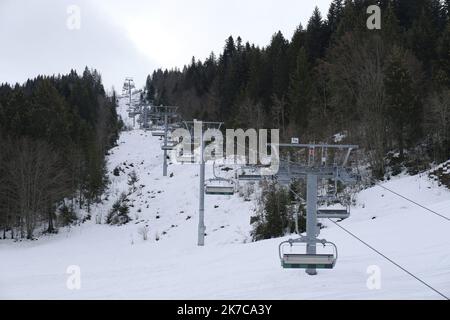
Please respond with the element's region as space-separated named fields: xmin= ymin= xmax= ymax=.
xmin=279 ymin=237 xmax=338 ymax=269
xmin=169 ymin=123 xmax=182 ymax=130
xmin=178 ymin=153 xmax=195 ymax=163
xmin=205 ymin=179 xmax=235 ymax=195
xmin=151 ymin=130 xmax=165 ymax=137
xmin=317 ymin=179 xmax=350 ymax=219
xmin=317 ymin=208 xmax=350 ymax=219
xmin=161 ymin=140 xmax=179 ymax=151
xmin=238 ymin=174 xmax=263 ymax=181
xmin=238 ymin=166 xmax=264 ymax=181
xmin=205 ymin=162 xmax=235 ymax=195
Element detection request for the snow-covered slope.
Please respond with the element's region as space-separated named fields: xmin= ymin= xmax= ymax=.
xmin=1 ymin=95 xmax=449 ymax=300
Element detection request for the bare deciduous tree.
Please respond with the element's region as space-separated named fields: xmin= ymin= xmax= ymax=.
xmin=1 ymin=137 xmax=71 ymax=239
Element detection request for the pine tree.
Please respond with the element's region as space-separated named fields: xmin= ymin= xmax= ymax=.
xmin=382 ymin=3 xmax=402 ymax=45
xmin=145 ymin=75 xmax=155 ymax=102
xmin=269 ymin=31 xmax=289 ymax=98
xmin=445 ymin=0 xmax=450 ymax=20
xmin=435 ymin=21 xmax=450 ymax=87
xmin=287 ymin=47 xmax=312 ymax=134
xmin=384 ymin=47 xmax=420 ymax=159
xmin=407 ymin=4 xmax=440 ymax=72
xmin=288 ymin=24 xmax=306 ymax=72
xmin=335 ymin=0 xmax=365 ymax=37
xmin=327 ymin=0 xmax=344 ymax=34
xmin=305 ymin=7 xmax=327 ymax=62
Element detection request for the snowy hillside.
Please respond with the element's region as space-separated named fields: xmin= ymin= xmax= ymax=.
xmin=1 ymin=94 xmax=449 ymax=300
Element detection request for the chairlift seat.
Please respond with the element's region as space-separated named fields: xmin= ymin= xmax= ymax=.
xmin=317 ymin=209 xmax=350 ymax=219
xmin=205 ymin=185 xmax=234 ymax=196
xmin=152 ymin=130 xmax=165 ymax=137
xmin=279 ymin=238 xmax=338 ymax=270
xmin=161 ymin=140 xmax=178 ymax=151
xmin=161 ymin=140 xmax=178 ymax=150
xmin=238 ymin=174 xmax=263 ymax=181
xmin=281 ymin=254 xmax=335 ymax=269
xmin=178 ymin=154 xmax=195 ymax=163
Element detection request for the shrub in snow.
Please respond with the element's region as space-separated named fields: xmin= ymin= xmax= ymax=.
xmin=95 ymin=212 xmax=103 ymax=224
xmin=251 ymin=182 xmax=305 ymax=241
xmin=113 ymin=167 xmax=121 ymax=176
xmin=138 ymin=225 xmax=150 ymax=241
xmin=127 ymin=170 xmax=139 ymax=191
xmin=58 ymin=204 xmax=77 ymax=227
xmin=106 ymin=193 xmax=131 ymax=226
xmin=241 ymin=183 xmax=255 ymax=201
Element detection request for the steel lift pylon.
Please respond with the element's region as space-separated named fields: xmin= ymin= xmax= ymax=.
xmin=269 ymin=142 xmax=359 ymax=275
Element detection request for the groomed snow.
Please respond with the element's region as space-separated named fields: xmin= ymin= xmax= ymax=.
xmin=1 ymin=95 xmax=449 ymax=300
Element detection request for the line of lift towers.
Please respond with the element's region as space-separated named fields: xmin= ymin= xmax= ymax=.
xmin=125 ymin=78 xmax=360 ymax=276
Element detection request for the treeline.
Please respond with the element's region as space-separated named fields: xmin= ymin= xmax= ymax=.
xmin=146 ymin=0 xmax=450 ymax=177
xmin=0 ymin=68 xmax=120 ymax=239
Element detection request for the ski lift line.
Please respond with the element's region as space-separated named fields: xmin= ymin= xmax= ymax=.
xmin=370 ymin=179 xmax=450 ymax=222
xmin=328 ymin=219 xmax=449 ymax=300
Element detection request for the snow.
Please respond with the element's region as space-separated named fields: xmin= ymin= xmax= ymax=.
xmin=1 ymin=94 xmax=449 ymax=300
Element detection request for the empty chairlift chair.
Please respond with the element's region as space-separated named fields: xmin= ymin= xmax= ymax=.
xmin=237 ymin=167 xmax=264 ymax=181
xmin=176 ymin=139 xmax=195 ymax=163
xmin=316 ymin=206 xmax=350 ymax=219
xmin=238 ymin=173 xmax=263 ymax=181
xmin=178 ymin=153 xmax=195 ymax=163
xmin=279 ymin=237 xmax=338 ymax=269
xmin=205 ymin=178 xmax=235 ymax=196
xmin=151 ymin=129 xmax=165 ymax=137
xmin=161 ymin=139 xmax=178 ymax=151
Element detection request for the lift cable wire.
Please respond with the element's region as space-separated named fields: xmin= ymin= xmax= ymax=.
xmin=369 ymin=179 xmax=450 ymax=222
xmin=327 ymin=218 xmax=449 ymax=300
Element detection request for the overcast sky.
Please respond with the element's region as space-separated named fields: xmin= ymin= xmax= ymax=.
xmin=0 ymin=0 xmax=332 ymax=91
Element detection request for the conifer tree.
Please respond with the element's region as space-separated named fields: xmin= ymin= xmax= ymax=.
xmin=305 ymin=7 xmax=326 ymax=62
xmin=287 ymin=47 xmax=312 ymax=134
xmin=384 ymin=47 xmax=420 ymax=159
